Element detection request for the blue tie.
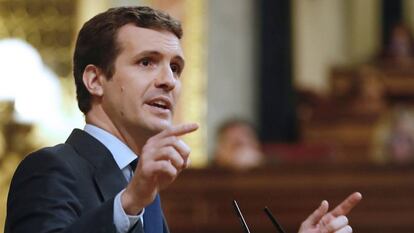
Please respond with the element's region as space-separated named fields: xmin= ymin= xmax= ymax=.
xmin=143 ymin=194 xmax=163 ymax=233
xmin=130 ymin=159 xmax=164 ymax=233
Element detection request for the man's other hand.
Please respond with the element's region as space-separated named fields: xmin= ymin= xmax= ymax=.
xmin=298 ymin=192 xmax=362 ymax=233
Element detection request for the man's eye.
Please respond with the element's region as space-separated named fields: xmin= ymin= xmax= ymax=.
xmin=140 ymin=58 xmax=151 ymax=66
xmin=170 ymin=63 xmax=181 ymax=74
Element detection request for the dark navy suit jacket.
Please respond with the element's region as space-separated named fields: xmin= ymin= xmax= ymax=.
xmin=5 ymin=129 xmax=169 ymax=233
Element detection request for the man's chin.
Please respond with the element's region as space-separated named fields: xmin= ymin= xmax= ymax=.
xmin=147 ymin=119 xmax=173 ymax=133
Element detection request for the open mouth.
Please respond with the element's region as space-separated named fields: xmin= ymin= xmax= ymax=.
xmin=146 ymin=97 xmax=172 ymax=111
xmin=149 ymin=101 xmax=168 ymax=110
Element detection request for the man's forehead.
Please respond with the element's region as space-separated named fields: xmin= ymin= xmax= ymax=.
xmin=117 ymin=24 xmax=184 ymax=57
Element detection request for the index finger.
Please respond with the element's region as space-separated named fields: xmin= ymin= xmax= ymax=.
xmin=161 ymin=123 xmax=199 ymax=137
xmin=330 ymin=192 xmax=362 ymax=217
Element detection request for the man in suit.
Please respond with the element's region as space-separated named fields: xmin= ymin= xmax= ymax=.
xmin=5 ymin=6 xmax=361 ymax=233
xmin=6 ymin=6 xmax=197 ymax=233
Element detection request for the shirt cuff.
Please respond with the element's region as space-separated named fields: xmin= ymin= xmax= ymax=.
xmin=113 ymin=189 xmax=145 ymax=233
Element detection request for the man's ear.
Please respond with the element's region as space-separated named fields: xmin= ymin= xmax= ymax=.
xmin=82 ymin=64 xmax=104 ymax=96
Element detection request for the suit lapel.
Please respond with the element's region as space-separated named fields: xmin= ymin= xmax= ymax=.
xmin=66 ymin=129 xmax=167 ymax=232
xmin=66 ymin=129 xmax=127 ymax=201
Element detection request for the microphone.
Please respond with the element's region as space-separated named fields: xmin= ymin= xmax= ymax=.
xmin=264 ymin=207 xmax=286 ymax=233
xmin=232 ymin=200 xmax=251 ymax=233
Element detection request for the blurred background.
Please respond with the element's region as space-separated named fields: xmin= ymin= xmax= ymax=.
xmin=0 ymin=0 xmax=414 ymax=232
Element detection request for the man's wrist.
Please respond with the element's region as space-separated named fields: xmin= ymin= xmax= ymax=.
xmin=121 ymin=188 xmax=145 ymax=215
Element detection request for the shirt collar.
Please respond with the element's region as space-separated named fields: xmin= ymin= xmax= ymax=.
xmin=84 ymin=124 xmax=137 ymax=170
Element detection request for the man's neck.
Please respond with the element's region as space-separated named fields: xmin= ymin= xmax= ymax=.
xmin=85 ymin=109 xmax=148 ymax=155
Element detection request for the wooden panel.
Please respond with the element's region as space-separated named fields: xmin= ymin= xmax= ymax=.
xmin=161 ymin=164 xmax=414 ymax=233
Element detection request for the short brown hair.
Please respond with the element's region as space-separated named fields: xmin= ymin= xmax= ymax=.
xmin=73 ymin=6 xmax=183 ymax=114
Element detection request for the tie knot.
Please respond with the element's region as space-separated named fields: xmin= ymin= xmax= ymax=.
xmin=130 ymin=158 xmax=138 ymax=171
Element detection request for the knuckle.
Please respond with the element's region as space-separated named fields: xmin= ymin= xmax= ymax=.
xmin=160 ymin=146 xmax=174 ymax=156
xmin=166 ymin=146 xmax=176 ymax=155
xmin=185 ymin=147 xmax=191 ymax=156
xmin=177 ymin=158 xmax=185 ymax=168
xmin=159 ymin=160 xmax=172 ymax=171
xmin=180 ymin=141 xmax=191 ymax=155
xmin=172 ymin=157 xmax=184 ymax=169
xmin=181 ymin=149 xmax=190 ymax=158
xmin=165 ymin=136 xmax=175 ymax=145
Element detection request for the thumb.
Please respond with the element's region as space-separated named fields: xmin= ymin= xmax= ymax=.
xmin=304 ymin=200 xmax=329 ymax=226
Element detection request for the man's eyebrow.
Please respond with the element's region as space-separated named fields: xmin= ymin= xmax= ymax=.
xmin=133 ymin=50 xmax=162 ymax=59
xmin=133 ymin=50 xmax=185 ymax=67
xmin=135 ymin=50 xmax=184 ymax=59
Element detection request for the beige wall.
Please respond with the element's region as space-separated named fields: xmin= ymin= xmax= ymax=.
xmin=292 ymin=0 xmax=348 ymax=93
xmin=292 ymin=0 xmax=381 ymax=93
xmin=207 ymin=0 xmax=257 ymax=156
xmin=347 ymin=0 xmax=381 ymax=64
xmin=403 ymin=0 xmax=414 ymax=32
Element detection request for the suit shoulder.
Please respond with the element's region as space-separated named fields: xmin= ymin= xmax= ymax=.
xmin=23 ymin=143 xmax=77 ymax=165
xmin=15 ymin=143 xmax=84 ymax=178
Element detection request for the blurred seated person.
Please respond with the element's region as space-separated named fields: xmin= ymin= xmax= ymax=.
xmin=213 ymin=119 xmax=264 ymax=170
xmin=379 ymin=22 xmax=414 ymax=67
xmin=349 ymin=66 xmax=386 ymax=115
xmin=373 ymin=107 xmax=414 ymax=164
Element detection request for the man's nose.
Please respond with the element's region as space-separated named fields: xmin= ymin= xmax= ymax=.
xmin=155 ymin=65 xmax=176 ymax=91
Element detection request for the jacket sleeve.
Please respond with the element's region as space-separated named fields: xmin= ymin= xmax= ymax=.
xmin=5 ymin=149 xmax=117 ymax=233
